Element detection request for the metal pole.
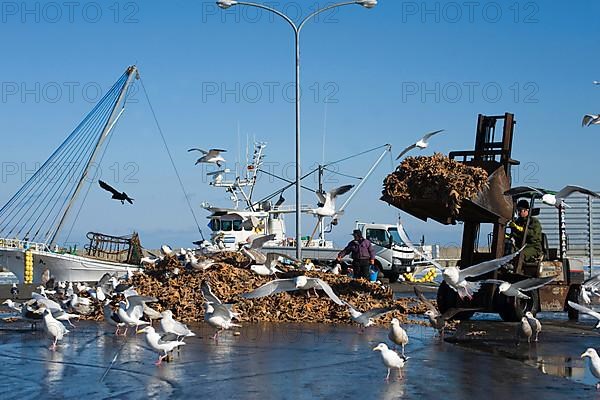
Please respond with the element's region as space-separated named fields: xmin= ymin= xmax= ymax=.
xmin=295 ymin=33 xmax=302 ymax=260
xmin=589 ymin=194 xmax=594 ymax=275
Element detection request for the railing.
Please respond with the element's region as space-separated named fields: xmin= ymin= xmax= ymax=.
xmin=0 ymin=237 xmax=50 ymax=252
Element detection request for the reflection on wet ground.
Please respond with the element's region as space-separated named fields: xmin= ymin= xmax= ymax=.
xmin=0 ymin=316 xmax=597 ymax=399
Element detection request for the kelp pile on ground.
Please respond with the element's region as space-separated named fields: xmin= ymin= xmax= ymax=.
xmin=382 ymin=153 xmax=489 ymax=216
xmin=128 ymin=253 xmax=424 ymax=325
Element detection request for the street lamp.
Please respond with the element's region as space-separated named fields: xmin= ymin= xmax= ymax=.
xmin=216 ymin=0 xmax=376 ymax=260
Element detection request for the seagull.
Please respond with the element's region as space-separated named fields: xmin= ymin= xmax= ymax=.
xmin=98 ymin=180 xmax=134 ymax=204
xmin=519 ymin=316 xmax=533 ymax=344
xmin=567 ymin=301 xmax=600 ymax=328
xmin=161 ymin=244 xmax=174 ymax=256
xmin=103 ymin=301 xmax=126 ymax=335
xmin=160 ymin=310 xmax=195 ymax=338
xmin=396 ymin=129 xmax=445 ymax=160
xmin=137 ymin=326 xmax=186 ymax=366
xmin=581 ymin=274 xmax=600 ymax=304
xmin=482 ymin=276 xmax=555 ymax=300
xmin=443 ymin=248 xmax=524 ymax=300
xmin=32 ymin=292 xmax=63 ymax=313
xmin=42 ymin=309 xmax=69 ymax=351
xmin=373 ymin=343 xmax=408 ymax=381
xmin=201 ymin=281 xmax=242 ymax=340
xmin=117 ymin=295 xmax=158 ymax=335
xmin=2 ymin=299 xmax=22 ymax=313
xmin=309 ymin=185 xmax=354 ymax=218
xmin=389 ymin=318 xmax=409 ymax=356
xmin=344 ymin=301 xmax=395 ymax=331
xmin=414 ymin=286 xmax=478 ymax=338
xmin=10 ymin=283 xmax=19 ymax=299
xmin=581 ymin=348 xmax=600 ymax=389
xmin=505 ymin=185 xmax=600 ymax=208
xmin=240 ymin=234 xmax=276 ymax=265
xmin=525 ymin=311 xmax=542 ymax=342
xmin=188 ymin=148 xmax=227 ymax=167
xmin=242 ymin=275 xmax=345 ymax=306
xmin=583 ymin=114 xmax=600 ymax=127
xmin=189 ymin=255 xmax=217 ymax=271
xmin=250 ymin=262 xmax=283 ymax=277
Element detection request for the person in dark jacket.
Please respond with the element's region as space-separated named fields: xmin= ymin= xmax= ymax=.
xmin=337 ymin=229 xmax=376 ymax=280
xmin=509 ymin=199 xmax=544 ymax=263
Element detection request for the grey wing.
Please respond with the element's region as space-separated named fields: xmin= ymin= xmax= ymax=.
xmin=479 ymin=279 xmax=507 ymax=285
xmin=459 ymin=249 xmax=522 ymax=280
xmin=97 ymin=273 xmax=111 ymax=289
xmin=207 ymin=149 xmax=227 ymax=156
xmin=413 ymin=286 xmax=438 ymax=313
xmin=361 ymin=307 xmax=395 ymax=320
xmin=421 ymin=129 xmax=444 ymax=141
xmin=511 ymin=276 xmax=555 ymax=291
xmin=313 ymin=279 xmax=344 ymax=305
xmin=249 ymin=234 xmax=276 ymax=250
xmin=504 ymin=186 xmax=542 ymax=197
xmin=583 ymin=274 xmax=600 ymax=290
xmin=242 ymin=279 xmax=297 ymax=299
xmin=397 ymin=223 xmax=444 ymax=271
xmin=159 ymin=332 xmax=181 ymax=343
xmin=201 ymin=281 xmax=222 ymax=304
xmin=316 ymin=191 xmax=326 ymax=204
xmin=127 ymin=295 xmax=158 ymax=309
xmin=329 ymin=185 xmax=354 ymax=198
xmin=188 ymin=148 xmax=208 ymax=154
xmin=442 ymin=307 xmax=480 ymax=320
xmin=211 ymin=304 xmax=234 ymax=319
xmin=396 ymin=144 xmax=417 ymax=160
xmin=568 ymin=301 xmax=600 ymax=320
xmin=583 ymin=115 xmax=594 ymax=127
xmin=557 ymin=185 xmax=600 ymax=200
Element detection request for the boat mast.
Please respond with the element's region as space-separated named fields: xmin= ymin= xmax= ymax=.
xmin=49 ymin=66 xmax=139 ymax=246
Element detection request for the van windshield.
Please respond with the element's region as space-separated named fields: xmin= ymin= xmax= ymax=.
xmin=387 ymin=228 xmax=405 ymax=246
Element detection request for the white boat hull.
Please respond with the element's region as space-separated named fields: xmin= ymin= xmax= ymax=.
xmin=0 ymin=247 xmax=136 ymax=283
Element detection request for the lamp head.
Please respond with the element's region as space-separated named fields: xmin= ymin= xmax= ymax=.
xmin=357 ymin=0 xmax=377 ymax=8
xmin=217 ymin=0 xmax=238 ymax=9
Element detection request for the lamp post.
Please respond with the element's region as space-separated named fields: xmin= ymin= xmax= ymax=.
xmin=216 ymin=0 xmax=377 ymax=260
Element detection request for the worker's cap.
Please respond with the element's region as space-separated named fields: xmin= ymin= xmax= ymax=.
xmin=351 ymin=229 xmax=363 ymax=237
xmin=516 ymin=199 xmax=530 ymax=210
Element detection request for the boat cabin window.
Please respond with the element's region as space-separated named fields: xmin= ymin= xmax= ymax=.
xmin=221 ymin=220 xmax=233 ymax=231
xmin=210 ymin=219 xmax=221 ymax=231
xmin=242 ymin=220 xmax=254 ymax=231
xmin=233 ymin=220 xmax=243 ymax=231
xmin=366 ymin=228 xmax=390 ymax=247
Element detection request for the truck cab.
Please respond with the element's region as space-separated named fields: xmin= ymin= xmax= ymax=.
xmin=355 ymin=222 xmax=415 ymax=282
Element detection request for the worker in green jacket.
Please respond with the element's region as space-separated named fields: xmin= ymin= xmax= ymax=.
xmin=508 ymin=199 xmax=544 ymax=263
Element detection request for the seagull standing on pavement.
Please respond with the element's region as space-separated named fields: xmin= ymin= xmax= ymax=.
xmin=137 ymin=326 xmax=186 ymax=366
xmin=396 ymin=129 xmax=445 ymax=160
xmin=525 ymin=311 xmax=542 ymax=342
xmin=373 ymin=343 xmax=408 ymax=381
xmin=581 ymin=348 xmax=600 ymax=389
xmin=43 ymin=309 xmax=69 ymax=351
xmin=160 ymin=310 xmax=195 ymax=338
xmin=389 ymin=318 xmax=409 ymax=356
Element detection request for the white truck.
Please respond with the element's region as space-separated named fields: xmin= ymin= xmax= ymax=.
xmin=353 ymin=222 xmax=416 ymax=282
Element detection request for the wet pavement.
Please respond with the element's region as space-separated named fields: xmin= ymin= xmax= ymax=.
xmin=0 ymin=314 xmax=598 ymax=399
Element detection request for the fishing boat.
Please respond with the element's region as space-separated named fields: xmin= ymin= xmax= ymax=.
xmin=0 ymin=66 xmax=141 ymax=283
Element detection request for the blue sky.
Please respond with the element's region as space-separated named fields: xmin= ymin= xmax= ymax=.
xmin=0 ymin=0 xmax=599 ymax=249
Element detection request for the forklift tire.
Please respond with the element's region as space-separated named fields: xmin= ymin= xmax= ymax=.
xmin=497 ymin=290 xmax=539 ymax=322
xmin=566 ymin=286 xmax=581 ymax=321
xmin=436 ymin=281 xmax=475 ymax=321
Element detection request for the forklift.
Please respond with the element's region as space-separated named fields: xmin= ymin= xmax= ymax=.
xmin=382 ymin=113 xmax=583 ymax=321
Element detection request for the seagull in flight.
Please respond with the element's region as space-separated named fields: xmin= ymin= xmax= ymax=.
xmin=242 ymin=275 xmax=344 ymax=305
xmin=344 ymin=301 xmax=395 ymax=331
xmin=310 ymin=185 xmax=354 ymax=218
xmin=240 ymin=233 xmax=276 ymax=265
xmin=583 ymin=114 xmax=600 ymax=127
xmin=442 ymin=247 xmax=524 ymax=300
xmin=567 ymin=301 xmax=600 ymax=328
xmin=396 ymin=129 xmax=444 ymax=160
xmin=581 ymin=274 xmax=600 ymax=304
xmin=98 ymin=180 xmax=134 ymax=204
xmin=188 ymin=148 xmax=227 ymax=167
xmin=481 ymin=276 xmax=555 ymax=299
xmin=505 ymin=185 xmax=599 ymax=208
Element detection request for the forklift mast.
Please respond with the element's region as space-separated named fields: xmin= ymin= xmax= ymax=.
xmin=448 ymin=113 xmax=519 ymax=269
